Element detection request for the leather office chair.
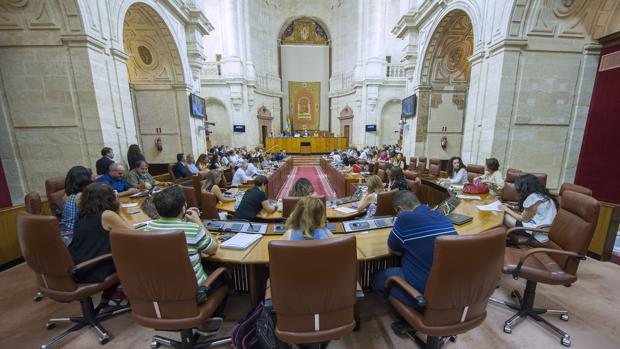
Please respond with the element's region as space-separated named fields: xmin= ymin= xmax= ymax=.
xmin=375 ymin=189 xmax=398 ymax=217
xmin=557 ymin=183 xmax=591 ymax=207
xmin=168 ymin=164 xmax=177 ymax=181
xmin=377 ymin=169 xmax=388 ymax=183
xmin=404 ymin=170 xmax=417 ymax=180
xmin=223 ymin=168 xmax=233 ymax=184
xmin=282 ymin=196 xmax=326 ymax=218
xmin=416 ymin=157 xmax=427 ymax=175
xmin=45 ymin=176 xmax=65 ymax=218
xmin=490 ymin=191 xmax=599 ymax=347
xmin=201 ymin=191 xmax=220 ymax=220
xmin=16 ymin=212 xmax=129 ymax=348
xmin=501 ymin=169 xmax=548 ymax=204
xmin=182 ymin=185 xmax=199 ymax=209
xmin=387 ymin=227 xmax=506 ymax=349
xmin=25 ymin=191 xmax=43 ymax=215
xmin=408 ymin=157 xmax=417 ymax=171
xmin=466 ymin=164 xmax=485 ymax=183
xmin=110 ymin=228 xmax=231 ymax=349
xmin=428 ymin=159 xmax=441 ymax=177
xmin=406 ymin=178 xmax=421 ymax=195
xmin=267 ymin=236 xmax=358 ymax=345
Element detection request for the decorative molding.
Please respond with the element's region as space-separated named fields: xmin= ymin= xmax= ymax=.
xmin=61 ymin=34 xmax=106 ymax=52
xmin=257 ymin=105 xmax=273 ymax=120
xmin=452 ymin=94 xmax=465 ymax=110
xmin=281 ymin=17 xmax=329 ymax=45
xmin=430 ymin=93 xmax=443 ymax=108
xmin=338 ymin=105 xmax=354 ymax=120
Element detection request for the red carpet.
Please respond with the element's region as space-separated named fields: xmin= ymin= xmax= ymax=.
xmin=276 ymin=166 xmax=337 ymax=199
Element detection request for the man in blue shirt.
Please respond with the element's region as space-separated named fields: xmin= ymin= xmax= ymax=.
xmin=372 ymin=190 xmax=457 ymax=306
xmin=96 ymin=163 xmax=138 ymax=197
xmin=173 ymin=153 xmax=191 ymax=179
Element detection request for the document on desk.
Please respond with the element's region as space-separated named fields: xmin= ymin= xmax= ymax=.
xmin=476 ymin=200 xmax=503 ymax=212
xmin=221 ymin=233 xmax=262 ymax=250
xmin=335 ymin=207 xmax=358 ymax=214
xmin=121 ymin=202 xmax=139 ymax=208
xmin=457 ymin=194 xmax=481 ymax=200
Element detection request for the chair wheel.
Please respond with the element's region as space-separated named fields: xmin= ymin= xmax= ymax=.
xmin=150 ymin=341 xmax=160 ymax=348
xmin=503 ymin=325 xmax=512 ymax=334
xmin=510 ymin=291 xmax=517 ymax=298
xmin=449 ymin=335 xmax=457 ymax=342
xmin=34 ymin=294 xmax=44 ymax=302
xmin=560 ymin=314 xmax=569 ymax=321
xmin=99 ymin=336 xmax=109 ymax=345
xmin=45 ymin=322 xmax=56 ymax=330
xmin=561 ymin=336 xmax=571 ymax=347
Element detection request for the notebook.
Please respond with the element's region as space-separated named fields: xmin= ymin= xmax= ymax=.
xmin=220 ymin=233 xmax=262 ymax=250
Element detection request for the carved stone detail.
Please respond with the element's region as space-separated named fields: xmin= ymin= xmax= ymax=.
xmin=430 ymin=93 xmax=443 ymax=108
xmin=452 ymin=94 xmax=465 ymax=110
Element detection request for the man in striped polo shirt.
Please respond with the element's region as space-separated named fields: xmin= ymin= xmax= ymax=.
xmin=145 ymin=186 xmax=219 ymax=285
xmin=372 ymin=190 xmax=457 ymax=306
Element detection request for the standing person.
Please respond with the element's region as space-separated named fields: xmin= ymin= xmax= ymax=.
xmin=372 ymin=190 xmax=457 ymax=306
xmin=96 ymin=147 xmax=115 ymax=176
xmin=60 ymin=166 xmax=94 ymax=245
xmin=173 ymin=153 xmax=191 ymax=179
xmin=233 ymin=175 xmax=277 ymax=221
xmin=126 ymin=144 xmax=145 ymax=171
xmin=440 ymin=156 xmax=467 ymax=186
xmin=202 ymin=170 xmax=234 ymax=203
xmin=96 ymin=163 xmax=138 ymax=196
xmin=283 ymin=196 xmax=333 ymax=240
xmin=475 ymin=158 xmax=505 ymax=196
xmin=357 ymin=175 xmax=384 ymax=218
xmin=126 ymin=160 xmax=158 ymax=189
xmin=231 ymin=161 xmax=250 ymax=187
xmin=186 ymin=154 xmax=199 ymax=175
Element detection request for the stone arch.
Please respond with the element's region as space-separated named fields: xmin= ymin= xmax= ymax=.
xmin=379 ymin=99 xmax=402 ymax=147
xmin=278 ymin=16 xmax=331 ymax=43
xmin=205 ymin=97 xmax=231 ymax=147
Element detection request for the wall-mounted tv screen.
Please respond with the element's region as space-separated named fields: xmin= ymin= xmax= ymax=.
xmin=365 ymin=124 xmax=377 ymax=132
xmin=233 ymin=125 xmax=246 ymax=133
xmin=402 ymin=94 xmax=417 ymax=118
xmin=189 ymin=93 xmax=206 ymax=118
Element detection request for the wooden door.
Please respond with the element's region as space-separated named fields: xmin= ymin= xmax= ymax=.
xmin=344 ymin=125 xmax=350 ymax=143
xmin=261 ymin=125 xmax=268 ymax=148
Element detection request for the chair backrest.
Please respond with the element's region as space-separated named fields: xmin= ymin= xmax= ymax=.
xmin=466 ymin=164 xmax=485 ymax=183
xmin=168 ymin=164 xmax=176 ymax=180
xmin=24 ymin=191 xmax=43 ymax=215
xmin=16 ymin=212 xmax=77 ymax=297
xmin=416 ymin=157 xmax=427 ymax=173
xmin=559 ymin=183 xmax=592 ymax=197
xmin=404 ymin=170 xmax=417 ymax=180
xmin=375 ymin=189 xmax=398 ymax=216
xmin=377 ymin=169 xmax=387 ymax=183
xmin=429 ymin=159 xmax=441 ymax=177
xmin=547 ymin=191 xmax=599 ymax=276
xmin=408 ymin=157 xmax=417 ymax=171
xmin=45 ymin=176 xmax=65 ymax=217
xmin=110 ymin=228 xmax=199 ymax=324
xmin=223 ymin=168 xmax=233 ymax=183
xmin=423 ymin=227 xmax=505 ymax=328
xmin=406 ymin=179 xmax=420 ymax=195
xmin=268 ymin=236 xmax=357 ymax=342
xmin=181 ymin=185 xmax=199 ymax=209
xmin=201 ymin=191 xmax=220 ymax=220
xmin=501 ymin=168 xmax=548 ymax=203
xmin=282 ymin=196 xmax=326 ymax=218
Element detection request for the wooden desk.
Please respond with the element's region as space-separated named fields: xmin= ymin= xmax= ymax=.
xmin=320 ymin=158 xmax=363 ymax=197
xmin=266 ymin=137 xmax=348 ymax=154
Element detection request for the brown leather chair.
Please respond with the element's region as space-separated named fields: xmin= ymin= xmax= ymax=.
xmin=25 ymin=191 xmax=43 ymax=215
xmin=223 ymin=168 xmax=233 ymax=184
xmin=16 ymin=212 xmax=129 ymax=347
xmin=408 ymin=157 xmax=417 ymax=171
xmin=282 ymin=196 xmax=326 ymax=218
xmin=404 ymin=170 xmax=417 ymax=180
xmin=557 ymin=183 xmax=591 ymax=207
xmin=490 ymin=191 xmax=599 ymax=347
xmin=168 ymin=163 xmax=177 ymax=181
xmin=45 ymin=176 xmax=65 ymax=218
xmin=466 ymin=164 xmax=485 ymax=183
xmin=375 ymin=189 xmax=398 ymax=216
xmin=416 ymin=157 xmax=427 ymax=174
xmin=386 ymin=227 xmax=506 ymax=349
xmin=182 ymin=185 xmax=199 ymax=209
xmin=502 ymin=169 xmax=548 ymax=203
xmin=406 ymin=178 xmax=421 ymax=195
xmin=377 ymin=169 xmax=388 ymax=183
xmin=428 ymin=159 xmax=441 ymax=177
xmin=267 ymin=236 xmax=358 ymax=345
xmin=201 ymin=191 xmax=220 ymax=220
xmin=110 ymin=228 xmax=231 ymax=349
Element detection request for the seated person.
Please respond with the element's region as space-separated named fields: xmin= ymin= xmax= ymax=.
xmin=202 ymin=170 xmax=234 ymax=203
xmin=60 ymin=166 xmax=93 ymax=245
xmin=357 ymin=175 xmax=383 ymax=218
xmin=186 ymin=154 xmax=199 ymax=175
xmin=283 ymin=196 xmax=333 ymax=240
xmin=440 ymin=156 xmax=467 ymax=186
xmin=475 ymin=157 xmax=505 ymax=196
xmin=233 ymin=175 xmax=276 ymax=221
xmin=173 ymin=153 xmax=192 ymax=179
xmin=196 ymin=154 xmax=209 ymax=172
xmin=245 ymin=158 xmax=262 ymax=177
xmin=95 ymin=147 xmax=114 ymax=176
xmin=96 ymin=163 xmax=138 ymax=196
xmin=231 ymin=161 xmax=250 ymax=187
xmin=372 ymin=190 xmax=456 ymax=306
xmin=390 ymin=152 xmax=405 ymax=169
xmin=502 ymin=174 xmax=557 ymax=243
xmin=388 ymin=167 xmax=409 ymax=191
xmin=288 ymin=178 xmax=314 ymax=197
xmin=332 ymin=152 xmax=342 ymax=164
xmin=69 ymin=182 xmax=131 ymax=306
xmin=126 ymin=160 xmax=157 ymax=189
xmin=209 ymin=154 xmax=223 ymax=170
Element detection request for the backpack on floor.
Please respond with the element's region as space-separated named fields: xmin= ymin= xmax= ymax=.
xmin=232 ymin=303 xmax=263 ymax=349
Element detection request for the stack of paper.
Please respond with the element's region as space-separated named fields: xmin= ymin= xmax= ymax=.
xmin=476 ymin=200 xmax=503 ymax=212
xmin=457 ymin=194 xmax=481 ymax=200
xmin=221 ymin=233 xmax=262 ymax=250
xmin=335 ymin=207 xmax=358 ymax=214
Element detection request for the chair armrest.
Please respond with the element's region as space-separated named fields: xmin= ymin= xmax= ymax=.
xmin=506 ymin=226 xmax=550 ymax=235
xmin=68 ymin=253 xmax=113 ymax=276
xmin=512 ymin=248 xmax=586 ymax=280
xmin=264 ymin=279 xmax=273 ymax=310
xmin=199 ymin=267 xmax=228 ymax=292
xmin=384 ymin=275 xmax=426 ymax=308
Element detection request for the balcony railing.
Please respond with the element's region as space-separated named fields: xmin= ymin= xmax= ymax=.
xmin=386 ymin=64 xmax=406 ymax=79
xmin=330 ymin=71 xmax=354 ymax=92
xmin=202 ymin=62 xmax=221 ymax=78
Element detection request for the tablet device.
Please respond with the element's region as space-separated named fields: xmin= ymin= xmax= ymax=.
xmin=447 ymin=213 xmax=473 ymax=225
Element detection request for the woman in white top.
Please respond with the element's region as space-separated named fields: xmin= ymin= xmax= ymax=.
xmin=357 ymin=175 xmax=384 ymax=218
xmin=475 ymin=158 xmax=505 ymax=196
xmin=502 ymin=174 xmax=558 ymax=242
xmin=440 ymin=156 xmax=467 ymax=186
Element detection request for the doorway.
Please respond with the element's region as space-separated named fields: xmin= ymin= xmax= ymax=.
xmin=344 ymin=125 xmax=350 ymax=141
xmin=261 ymin=125 xmax=268 ymax=148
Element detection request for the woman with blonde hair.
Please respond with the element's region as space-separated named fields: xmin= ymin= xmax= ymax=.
xmin=201 ymin=170 xmax=234 ymax=202
xmin=284 ymin=196 xmax=333 ymax=240
xmin=357 ymin=175 xmax=384 ymax=218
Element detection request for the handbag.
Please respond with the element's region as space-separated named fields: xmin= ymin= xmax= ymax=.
xmin=463 ymin=182 xmax=489 ymax=194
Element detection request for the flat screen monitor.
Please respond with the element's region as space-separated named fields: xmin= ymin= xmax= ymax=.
xmin=402 ymin=94 xmax=417 ymax=118
xmin=233 ymin=125 xmax=246 ymax=133
xmin=189 ymin=93 xmax=206 ymax=118
xmin=365 ymin=124 xmax=377 ymax=132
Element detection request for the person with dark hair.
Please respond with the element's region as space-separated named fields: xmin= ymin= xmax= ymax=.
xmin=388 ymin=166 xmax=409 ymax=191
xmin=126 ymin=160 xmax=157 ymax=189
xmin=173 ymin=153 xmax=191 ymax=179
xmin=234 ymin=175 xmax=276 ymax=221
xmin=372 ymin=190 xmax=456 ymax=306
xmin=69 ymin=182 xmax=131 ymax=306
xmin=208 ymin=154 xmax=222 ymax=170
xmin=60 ymin=166 xmax=94 ymax=244
xmin=288 ymin=178 xmax=314 ymax=197
xmin=96 ymin=163 xmax=138 ymax=196
xmin=502 ymin=174 xmax=557 ymax=242
xmin=440 ymin=156 xmax=467 ymax=186
xmin=475 ymin=157 xmax=504 ymax=195
xmin=126 ymin=144 xmax=145 ymax=171
xmin=96 ymin=147 xmax=114 ymax=175
xmin=196 ymin=153 xmax=209 ymax=172
xmin=245 ymin=157 xmax=262 ymax=177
